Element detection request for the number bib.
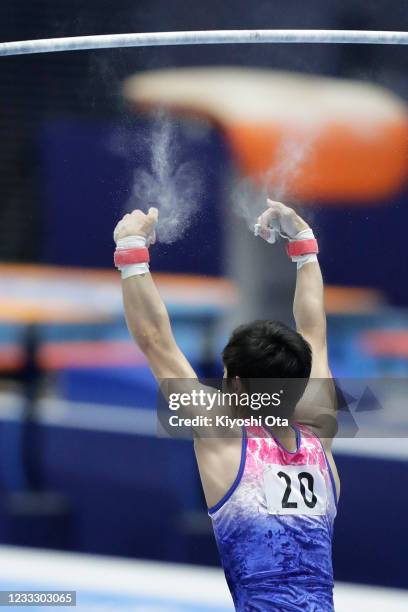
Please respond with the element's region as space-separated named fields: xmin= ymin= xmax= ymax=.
xmin=263 ymin=464 xmax=327 ymax=516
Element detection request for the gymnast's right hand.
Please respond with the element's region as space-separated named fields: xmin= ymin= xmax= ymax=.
xmin=257 ymin=199 xmax=309 ymax=240
xmin=113 ymin=207 xmax=158 ymax=246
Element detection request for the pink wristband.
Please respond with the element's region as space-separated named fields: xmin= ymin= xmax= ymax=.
xmin=286 ymin=239 xmax=319 ymax=258
xmin=114 ymin=247 xmax=150 ymax=268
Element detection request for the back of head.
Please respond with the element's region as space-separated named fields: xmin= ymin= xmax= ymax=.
xmin=222 ymin=320 xmax=312 ymax=417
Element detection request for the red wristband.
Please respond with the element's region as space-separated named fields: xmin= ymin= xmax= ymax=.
xmin=114 ymin=247 xmax=150 ymax=268
xmin=286 ymin=239 xmax=319 ymax=258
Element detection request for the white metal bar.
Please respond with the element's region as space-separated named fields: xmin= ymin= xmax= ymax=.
xmin=1 ymin=29 xmax=408 ymax=57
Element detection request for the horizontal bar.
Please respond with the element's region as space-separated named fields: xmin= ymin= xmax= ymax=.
xmin=1 ymin=29 xmax=408 ymax=57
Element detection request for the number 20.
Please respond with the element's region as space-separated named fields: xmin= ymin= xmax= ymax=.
xmin=277 ymin=471 xmax=318 ymax=509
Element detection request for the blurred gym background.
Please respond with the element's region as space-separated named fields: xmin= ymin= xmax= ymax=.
xmin=0 ymin=1 xmax=408 ymax=610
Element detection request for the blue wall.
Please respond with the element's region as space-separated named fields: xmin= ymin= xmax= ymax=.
xmin=40 ymin=117 xmax=227 ymax=277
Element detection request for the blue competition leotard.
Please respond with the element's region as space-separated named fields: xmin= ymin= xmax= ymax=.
xmin=209 ymin=424 xmax=337 ymax=611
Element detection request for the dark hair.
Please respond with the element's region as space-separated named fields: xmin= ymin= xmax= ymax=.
xmin=222 ymin=320 xmax=312 ymax=415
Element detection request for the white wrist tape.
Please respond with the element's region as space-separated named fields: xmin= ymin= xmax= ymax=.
xmin=289 ymin=229 xmax=318 ymax=270
xmin=116 ymin=235 xmax=149 ymax=279
xmin=254 ymin=222 xmax=318 ymax=270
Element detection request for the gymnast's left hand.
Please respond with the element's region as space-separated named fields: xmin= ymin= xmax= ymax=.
xmin=114 ymin=207 xmax=158 ymax=245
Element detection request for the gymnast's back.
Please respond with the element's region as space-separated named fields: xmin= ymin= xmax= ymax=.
xmin=208 ymin=423 xmax=337 ymax=611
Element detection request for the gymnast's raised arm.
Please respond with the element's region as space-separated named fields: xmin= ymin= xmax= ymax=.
xmin=114 ymin=207 xmax=197 ymax=381
xmin=257 ymin=200 xmax=337 ymax=445
xmin=114 ymin=208 xmax=229 ymax=441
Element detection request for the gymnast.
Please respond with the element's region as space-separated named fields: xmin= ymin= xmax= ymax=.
xmin=114 ymin=200 xmax=339 ymax=611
